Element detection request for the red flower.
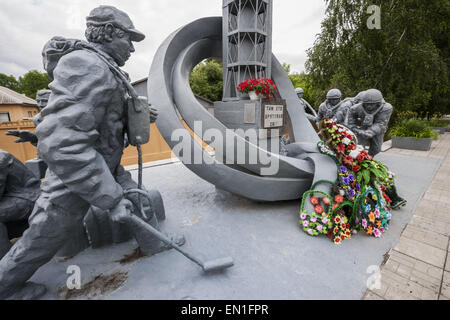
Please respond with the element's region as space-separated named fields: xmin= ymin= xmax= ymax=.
xmin=352 ymin=165 xmax=361 ymax=172
xmin=340 ymin=235 xmax=345 ymax=240
xmin=310 ymin=197 xmax=319 ymax=205
xmin=348 ymin=144 xmax=356 ymax=150
xmin=343 ymin=156 xmax=354 ymax=166
xmin=334 ymin=195 xmax=344 ymax=204
xmin=315 ymin=205 xmax=324 ymax=214
xmin=336 ymin=143 xmax=346 ymax=154
xmin=322 ymin=197 xmax=331 ymax=205
xmin=356 ymin=153 xmax=365 ymax=162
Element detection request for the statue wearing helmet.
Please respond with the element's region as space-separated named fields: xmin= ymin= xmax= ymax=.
xmin=347 ymin=89 xmax=393 ymax=157
xmin=316 ymin=89 xmax=343 ymax=123
xmin=335 ymin=91 xmax=367 ymax=125
xmin=295 ymin=87 xmax=317 ymax=122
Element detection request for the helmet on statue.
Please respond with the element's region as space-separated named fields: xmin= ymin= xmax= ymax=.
xmin=363 ymin=89 xmax=383 ymax=104
xmin=295 ymin=87 xmax=304 ymax=94
xmin=326 ymin=88 xmax=342 ymax=100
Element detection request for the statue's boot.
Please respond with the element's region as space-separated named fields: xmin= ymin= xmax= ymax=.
xmin=1 ymin=282 xmax=46 ymax=300
xmin=0 ymin=223 xmax=11 ymax=259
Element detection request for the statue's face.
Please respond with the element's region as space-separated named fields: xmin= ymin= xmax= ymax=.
xmin=36 ymin=95 xmax=50 ymax=110
xmin=297 ymin=92 xmax=303 ymax=99
xmin=106 ymin=30 xmax=135 ymax=67
xmin=328 ymin=98 xmax=340 ymax=106
xmin=364 ymin=102 xmax=381 ymax=113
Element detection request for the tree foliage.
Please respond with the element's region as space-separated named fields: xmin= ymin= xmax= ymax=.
xmin=189 ymin=59 xmax=223 ymax=102
xmin=17 ymin=70 xmax=51 ymax=99
xmin=0 ymin=74 xmax=20 ymax=92
xmin=283 ymin=63 xmax=316 ymax=108
xmin=306 ymin=0 xmax=449 ymax=122
xmin=0 ymin=70 xmax=50 ymax=99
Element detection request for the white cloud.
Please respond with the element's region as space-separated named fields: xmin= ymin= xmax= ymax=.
xmin=0 ymin=0 xmax=326 ymax=81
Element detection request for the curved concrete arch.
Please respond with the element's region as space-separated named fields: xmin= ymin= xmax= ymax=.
xmin=148 ymin=16 xmax=337 ymax=201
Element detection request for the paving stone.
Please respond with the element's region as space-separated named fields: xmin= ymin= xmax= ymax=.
xmin=402 ymin=224 xmax=449 ymax=250
xmin=441 ymin=271 xmax=450 ymax=299
xmin=394 ymin=237 xmax=447 ymax=268
xmin=409 ymin=215 xmax=450 ymax=237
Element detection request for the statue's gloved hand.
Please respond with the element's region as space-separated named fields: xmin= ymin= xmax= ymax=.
xmin=6 ymin=130 xmax=38 ymax=144
xmin=125 ymin=190 xmax=151 ymax=216
xmin=109 ymin=198 xmax=133 ymax=223
xmin=148 ymin=105 xmax=158 ymax=123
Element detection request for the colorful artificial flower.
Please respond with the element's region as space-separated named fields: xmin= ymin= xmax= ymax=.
xmin=322 ymin=197 xmax=331 ymax=205
xmin=352 ymin=165 xmax=361 ymax=172
xmin=340 ymin=166 xmax=348 ymax=174
xmin=315 ymin=205 xmax=324 ymax=214
xmin=343 ymin=156 xmax=354 ymax=166
xmin=310 ymin=197 xmax=319 ymax=205
xmin=368 ymin=212 xmax=376 ymax=223
xmin=334 ymin=195 xmax=344 ymax=204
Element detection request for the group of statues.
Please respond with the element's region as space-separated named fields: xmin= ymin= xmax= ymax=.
xmin=0 ymin=5 xmax=396 ymax=300
xmin=296 ymin=87 xmax=393 ymax=157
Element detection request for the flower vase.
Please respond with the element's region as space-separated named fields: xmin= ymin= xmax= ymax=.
xmin=248 ymin=91 xmax=260 ymax=101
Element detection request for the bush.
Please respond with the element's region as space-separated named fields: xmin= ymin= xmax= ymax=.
xmin=424 ymin=119 xmax=450 ymax=128
xmin=390 ymin=119 xmax=437 ymax=139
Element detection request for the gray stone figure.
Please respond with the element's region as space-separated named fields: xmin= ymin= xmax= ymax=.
xmin=347 ymin=89 xmax=393 ymax=157
xmin=316 ymin=89 xmax=343 ymax=122
xmin=337 ymin=91 xmax=367 ymax=126
xmin=8 ymin=90 xmax=165 ymax=254
xmin=0 ymin=5 xmax=183 ymax=300
xmin=6 ymin=90 xmax=51 ymax=147
xmin=0 ymin=150 xmax=41 ymax=260
xmin=295 ymin=87 xmax=317 ymax=123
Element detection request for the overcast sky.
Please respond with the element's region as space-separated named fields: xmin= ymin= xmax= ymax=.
xmin=0 ymin=0 xmax=327 ymax=82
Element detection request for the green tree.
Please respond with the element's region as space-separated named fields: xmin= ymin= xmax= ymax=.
xmin=189 ymin=59 xmax=223 ymax=102
xmin=283 ymin=63 xmax=316 ymax=107
xmin=17 ymin=70 xmax=51 ymax=99
xmin=0 ymin=73 xmax=20 ymax=92
xmin=306 ymin=0 xmax=449 ymax=123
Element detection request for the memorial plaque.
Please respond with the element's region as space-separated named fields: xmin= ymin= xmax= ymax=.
xmin=263 ymin=105 xmax=284 ymax=128
xmin=244 ymin=103 xmax=256 ymax=124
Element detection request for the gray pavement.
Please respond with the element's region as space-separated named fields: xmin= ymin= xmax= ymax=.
xmin=31 ymin=151 xmax=440 ymax=300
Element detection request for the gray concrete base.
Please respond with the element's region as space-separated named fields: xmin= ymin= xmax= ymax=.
xmin=392 ymin=137 xmax=433 ymax=151
xmin=28 ymin=152 xmax=440 ymax=300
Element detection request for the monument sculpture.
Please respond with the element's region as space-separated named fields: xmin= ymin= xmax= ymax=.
xmin=6 ymin=90 xmax=51 ymax=148
xmin=148 ymin=0 xmax=338 ymax=204
xmin=0 ymin=5 xmax=187 ymax=300
xmin=295 ymin=87 xmax=317 ymax=123
xmin=316 ymin=89 xmax=344 ymax=123
xmin=347 ymin=89 xmax=393 ymax=157
xmin=338 ymin=91 xmax=366 ymax=125
xmin=0 ymin=150 xmax=41 ymax=260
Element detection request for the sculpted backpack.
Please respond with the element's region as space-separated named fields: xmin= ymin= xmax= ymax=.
xmin=42 ymin=36 xmax=150 ymax=146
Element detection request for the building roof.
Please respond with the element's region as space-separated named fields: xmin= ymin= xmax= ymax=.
xmin=0 ymin=86 xmax=37 ymax=106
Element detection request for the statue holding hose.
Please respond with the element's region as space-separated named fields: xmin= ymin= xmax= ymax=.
xmin=0 ymin=5 xmax=186 ymax=300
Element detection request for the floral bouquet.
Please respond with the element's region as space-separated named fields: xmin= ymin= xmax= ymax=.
xmin=297 ymin=118 xmax=400 ymax=245
xmin=355 ymin=188 xmax=392 ymax=238
xmin=299 ymin=191 xmax=333 ymax=237
xmin=237 ymin=78 xmax=277 ymax=101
